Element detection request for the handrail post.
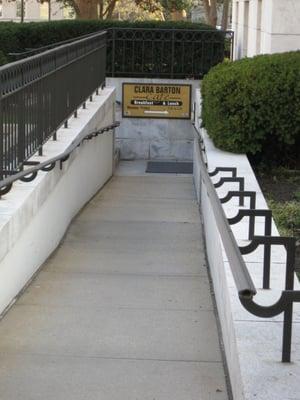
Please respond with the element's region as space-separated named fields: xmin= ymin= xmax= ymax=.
xmin=18 ymin=66 xmax=26 ymax=168
xmin=248 ymin=193 xmax=256 ymax=239
xmin=0 ymin=78 xmax=3 ymax=181
xmin=282 ymin=303 xmax=293 ymax=362
xmin=282 ymin=237 xmax=296 ymax=362
xmin=171 ymin=30 xmax=175 ymax=79
xmin=112 ymin=28 xmax=115 ymax=77
xmin=37 ymin=57 xmax=43 ymax=156
xmin=262 ymin=214 xmax=272 ymax=289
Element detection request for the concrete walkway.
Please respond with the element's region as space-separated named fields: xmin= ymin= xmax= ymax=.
xmin=0 ymin=161 xmax=229 ymax=400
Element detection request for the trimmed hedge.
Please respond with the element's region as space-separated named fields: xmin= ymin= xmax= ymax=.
xmin=0 ymin=20 xmax=225 ymax=78
xmin=0 ymin=50 xmax=7 ymax=65
xmin=201 ymin=52 xmax=300 ymax=166
xmin=0 ymin=20 xmax=215 ymax=61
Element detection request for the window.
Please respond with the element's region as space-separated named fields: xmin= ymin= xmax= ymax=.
xmin=16 ymin=0 xmax=25 ymax=18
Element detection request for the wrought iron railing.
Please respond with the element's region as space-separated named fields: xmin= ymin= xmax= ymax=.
xmin=0 ymin=122 xmax=119 ymax=197
xmin=193 ymin=124 xmax=299 ymax=363
xmin=106 ymin=28 xmax=233 ymax=78
xmin=9 ymin=28 xmax=233 ymax=80
xmin=0 ymin=31 xmax=107 ymax=180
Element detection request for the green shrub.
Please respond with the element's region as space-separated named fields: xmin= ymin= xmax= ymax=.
xmin=201 ymin=52 xmax=300 ymax=166
xmin=0 ymin=50 xmax=7 ymax=65
xmin=0 ymin=22 xmax=22 ymax=61
xmin=0 ymin=20 xmax=223 ymax=77
xmin=0 ymin=19 xmax=214 ymax=57
xmin=268 ymin=200 xmax=300 ymax=237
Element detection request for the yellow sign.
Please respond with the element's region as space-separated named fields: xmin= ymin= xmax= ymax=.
xmin=122 ymin=83 xmax=191 ymax=119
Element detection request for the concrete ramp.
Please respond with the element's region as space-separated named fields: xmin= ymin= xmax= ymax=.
xmin=0 ymin=161 xmax=229 ymax=400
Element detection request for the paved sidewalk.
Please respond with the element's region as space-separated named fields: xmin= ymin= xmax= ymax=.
xmin=0 ymin=161 xmax=229 ymax=400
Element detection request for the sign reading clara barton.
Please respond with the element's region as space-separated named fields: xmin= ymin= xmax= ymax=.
xmin=122 ymin=83 xmax=191 ymax=119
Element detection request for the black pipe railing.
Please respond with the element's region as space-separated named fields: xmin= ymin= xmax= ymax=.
xmin=0 ymin=122 xmax=119 ymax=198
xmin=0 ymin=31 xmax=107 ymax=180
xmin=193 ymin=124 xmax=299 ymax=363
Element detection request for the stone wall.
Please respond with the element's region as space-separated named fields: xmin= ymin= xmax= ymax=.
xmin=106 ymin=77 xmax=200 ymax=161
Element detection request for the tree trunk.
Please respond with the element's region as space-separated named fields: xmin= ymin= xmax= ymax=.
xmin=209 ymin=0 xmax=217 ymax=27
xmin=221 ymin=0 xmax=230 ymax=30
xmin=76 ymin=0 xmax=98 ymax=19
xmin=203 ymin=0 xmax=211 ymax=23
xmin=170 ymin=10 xmax=185 ymax=21
xmin=104 ymin=0 xmax=118 ymax=19
xmin=202 ymin=0 xmax=217 ymax=27
xmin=99 ymin=0 xmax=104 ymax=19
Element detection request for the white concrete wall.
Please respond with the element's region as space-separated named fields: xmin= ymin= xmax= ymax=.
xmin=0 ymin=88 xmax=115 ymax=315
xmin=1 ymin=0 xmax=17 ymax=19
xmin=106 ymin=78 xmax=200 ymax=161
xmin=232 ymin=0 xmax=300 ymax=59
xmin=26 ymin=0 xmax=40 ymax=19
xmin=50 ymin=1 xmax=64 ymax=20
xmin=194 ymin=88 xmax=300 ymax=400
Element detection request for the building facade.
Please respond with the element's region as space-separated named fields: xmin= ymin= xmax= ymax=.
xmin=232 ymin=0 xmax=300 ymax=59
xmin=0 ymin=0 xmax=68 ymax=21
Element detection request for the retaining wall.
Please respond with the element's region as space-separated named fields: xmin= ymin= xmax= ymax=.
xmin=194 ymin=88 xmax=300 ymax=400
xmin=0 ymin=88 xmax=115 ymax=315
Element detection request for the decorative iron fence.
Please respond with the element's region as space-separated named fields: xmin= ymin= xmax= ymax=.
xmin=9 ymin=28 xmax=233 ymax=80
xmin=0 ymin=31 xmax=106 ymax=180
xmin=106 ymin=28 xmax=233 ymax=79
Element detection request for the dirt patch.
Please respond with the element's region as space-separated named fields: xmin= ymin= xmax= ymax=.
xmin=254 ymin=167 xmax=300 ymax=274
xmin=258 ymin=177 xmax=299 ymax=202
xmin=255 ymin=167 xmax=300 ymax=202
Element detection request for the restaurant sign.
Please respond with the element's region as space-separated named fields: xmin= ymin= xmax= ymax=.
xmin=122 ymin=83 xmax=191 ymax=119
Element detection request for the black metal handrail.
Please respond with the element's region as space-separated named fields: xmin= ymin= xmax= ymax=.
xmin=0 ymin=122 xmax=119 ymax=197
xmin=0 ymin=31 xmax=107 ymax=180
xmin=194 ymin=127 xmax=256 ymax=298
xmin=193 ymin=124 xmax=299 ymax=363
